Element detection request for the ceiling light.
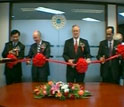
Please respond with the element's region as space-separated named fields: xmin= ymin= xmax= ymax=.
xmin=119 ymin=12 xmax=124 ymax=17
xmin=11 ymin=16 xmax=15 ymax=18
xmin=21 ymin=8 xmax=35 ymax=12
xmin=82 ymin=18 xmax=100 ymax=22
xmin=35 ymin=7 xmax=65 ymax=14
xmin=72 ymin=9 xmax=103 ymax=13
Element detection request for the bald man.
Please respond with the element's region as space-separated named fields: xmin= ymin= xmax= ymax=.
xmin=63 ymin=25 xmax=91 ymax=83
xmin=27 ymin=30 xmax=50 ymax=82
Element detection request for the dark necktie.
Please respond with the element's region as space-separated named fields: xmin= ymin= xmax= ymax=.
xmin=13 ymin=43 xmax=16 ymax=48
xmin=74 ymin=40 xmax=78 ymax=53
xmin=109 ymin=41 xmax=112 ymax=56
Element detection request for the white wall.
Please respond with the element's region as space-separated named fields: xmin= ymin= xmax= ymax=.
xmin=0 ymin=3 xmax=10 ymax=87
xmin=108 ymin=4 xmax=117 ymax=33
xmin=12 ymin=20 xmax=105 ymax=82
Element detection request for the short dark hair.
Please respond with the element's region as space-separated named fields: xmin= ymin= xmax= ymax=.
xmin=11 ymin=30 xmax=20 ymax=36
xmin=106 ymin=26 xmax=114 ymax=34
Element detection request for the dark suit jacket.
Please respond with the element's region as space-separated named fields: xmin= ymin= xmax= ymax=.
xmin=63 ymin=38 xmax=91 ymax=67
xmin=27 ymin=41 xmax=50 ymax=75
xmin=2 ymin=41 xmax=25 ymax=76
xmin=97 ymin=40 xmax=120 ymax=76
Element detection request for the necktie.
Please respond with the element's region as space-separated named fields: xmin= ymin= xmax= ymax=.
xmin=74 ymin=40 xmax=78 ymax=53
xmin=13 ymin=43 xmax=16 ymax=48
xmin=109 ymin=41 xmax=112 ymax=56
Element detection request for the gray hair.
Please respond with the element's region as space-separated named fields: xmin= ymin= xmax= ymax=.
xmin=34 ymin=30 xmax=42 ymax=38
xmin=72 ymin=25 xmax=80 ymax=29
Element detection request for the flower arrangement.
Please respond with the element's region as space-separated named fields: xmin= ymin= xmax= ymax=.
xmin=33 ymin=81 xmax=91 ymax=100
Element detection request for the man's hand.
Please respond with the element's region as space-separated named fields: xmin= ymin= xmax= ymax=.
xmin=86 ymin=58 xmax=91 ymax=64
xmin=26 ymin=60 xmax=31 ymax=65
xmin=9 ymin=50 xmax=14 ymax=54
xmin=100 ymin=56 xmax=105 ymax=64
xmin=68 ymin=59 xmax=74 ymax=64
xmin=68 ymin=59 xmax=75 ymax=67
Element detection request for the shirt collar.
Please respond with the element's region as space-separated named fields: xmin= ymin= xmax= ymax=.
xmin=37 ymin=40 xmax=42 ymax=45
xmin=73 ymin=38 xmax=80 ymax=42
xmin=13 ymin=41 xmax=18 ymax=45
xmin=108 ymin=39 xmax=113 ymax=43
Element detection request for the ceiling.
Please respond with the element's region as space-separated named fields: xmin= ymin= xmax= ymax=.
xmin=11 ymin=2 xmax=124 ymax=25
xmin=12 ymin=3 xmax=105 ymax=21
xmin=76 ymin=0 xmax=124 ymax=4
xmin=1 ymin=0 xmax=124 ymax=4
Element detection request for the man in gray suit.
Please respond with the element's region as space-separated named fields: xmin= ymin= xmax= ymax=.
xmin=27 ymin=30 xmax=50 ymax=82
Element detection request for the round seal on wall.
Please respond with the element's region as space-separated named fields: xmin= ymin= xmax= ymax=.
xmin=52 ymin=15 xmax=66 ymax=30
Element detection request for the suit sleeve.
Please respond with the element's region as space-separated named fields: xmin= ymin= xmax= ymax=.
xmin=44 ymin=42 xmax=50 ymax=58
xmin=2 ymin=43 xmax=9 ymax=58
xmin=63 ymin=40 xmax=70 ymax=62
xmin=84 ymin=40 xmax=91 ymax=58
xmin=27 ymin=45 xmax=33 ymax=58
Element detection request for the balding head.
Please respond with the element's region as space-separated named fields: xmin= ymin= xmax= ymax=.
xmin=72 ymin=25 xmax=80 ymax=39
xmin=33 ymin=30 xmax=42 ymax=43
xmin=113 ymin=33 xmax=123 ymax=42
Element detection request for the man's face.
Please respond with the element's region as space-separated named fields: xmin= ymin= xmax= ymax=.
xmin=72 ymin=26 xmax=80 ymax=39
xmin=106 ymin=28 xmax=113 ymax=40
xmin=33 ymin=32 xmax=41 ymax=43
xmin=11 ymin=33 xmax=19 ymax=42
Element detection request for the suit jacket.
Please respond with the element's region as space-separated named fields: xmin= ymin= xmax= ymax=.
xmin=97 ymin=40 xmax=120 ymax=76
xmin=2 ymin=41 xmax=25 ymax=76
xmin=63 ymin=38 xmax=91 ymax=64
xmin=28 ymin=41 xmax=50 ymax=75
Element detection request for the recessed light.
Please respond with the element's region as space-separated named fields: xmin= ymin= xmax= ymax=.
xmin=82 ymin=18 xmax=100 ymax=22
xmin=11 ymin=16 xmax=15 ymax=18
xmin=119 ymin=12 xmax=124 ymax=17
xmin=72 ymin=9 xmax=103 ymax=13
xmin=35 ymin=7 xmax=65 ymax=14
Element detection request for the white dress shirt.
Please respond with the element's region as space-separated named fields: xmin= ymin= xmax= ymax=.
xmin=73 ymin=38 xmax=80 ymax=46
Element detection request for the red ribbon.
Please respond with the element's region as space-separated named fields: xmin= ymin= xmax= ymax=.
xmin=5 ymin=54 xmax=121 ymax=72
xmin=5 ymin=44 xmax=124 ymax=73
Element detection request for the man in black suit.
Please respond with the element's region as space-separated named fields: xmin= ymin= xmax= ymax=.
xmin=97 ymin=26 xmax=120 ymax=84
xmin=27 ymin=30 xmax=50 ymax=82
xmin=2 ymin=30 xmax=25 ymax=85
xmin=63 ymin=25 xmax=91 ymax=83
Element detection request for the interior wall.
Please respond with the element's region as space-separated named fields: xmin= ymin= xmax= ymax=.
xmin=0 ymin=3 xmax=118 ymax=86
xmin=0 ymin=3 xmax=10 ymax=87
xmin=107 ymin=4 xmax=117 ymax=33
xmin=12 ymin=20 xmax=105 ymax=82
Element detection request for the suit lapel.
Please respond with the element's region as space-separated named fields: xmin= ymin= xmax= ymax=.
xmin=77 ymin=38 xmax=81 ymax=53
xmin=34 ymin=43 xmax=38 ymax=53
xmin=9 ymin=41 xmax=14 ymax=49
xmin=112 ymin=40 xmax=118 ymax=54
xmin=104 ymin=40 xmax=110 ymax=57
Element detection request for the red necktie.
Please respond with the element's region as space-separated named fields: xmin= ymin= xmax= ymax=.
xmin=74 ymin=40 xmax=78 ymax=53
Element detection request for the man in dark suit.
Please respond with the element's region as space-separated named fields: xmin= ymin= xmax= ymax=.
xmin=2 ymin=30 xmax=25 ymax=85
xmin=27 ymin=30 xmax=50 ymax=82
xmin=63 ymin=25 xmax=91 ymax=83
xmin=97 ymin=26 xmax=120 ymax=84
